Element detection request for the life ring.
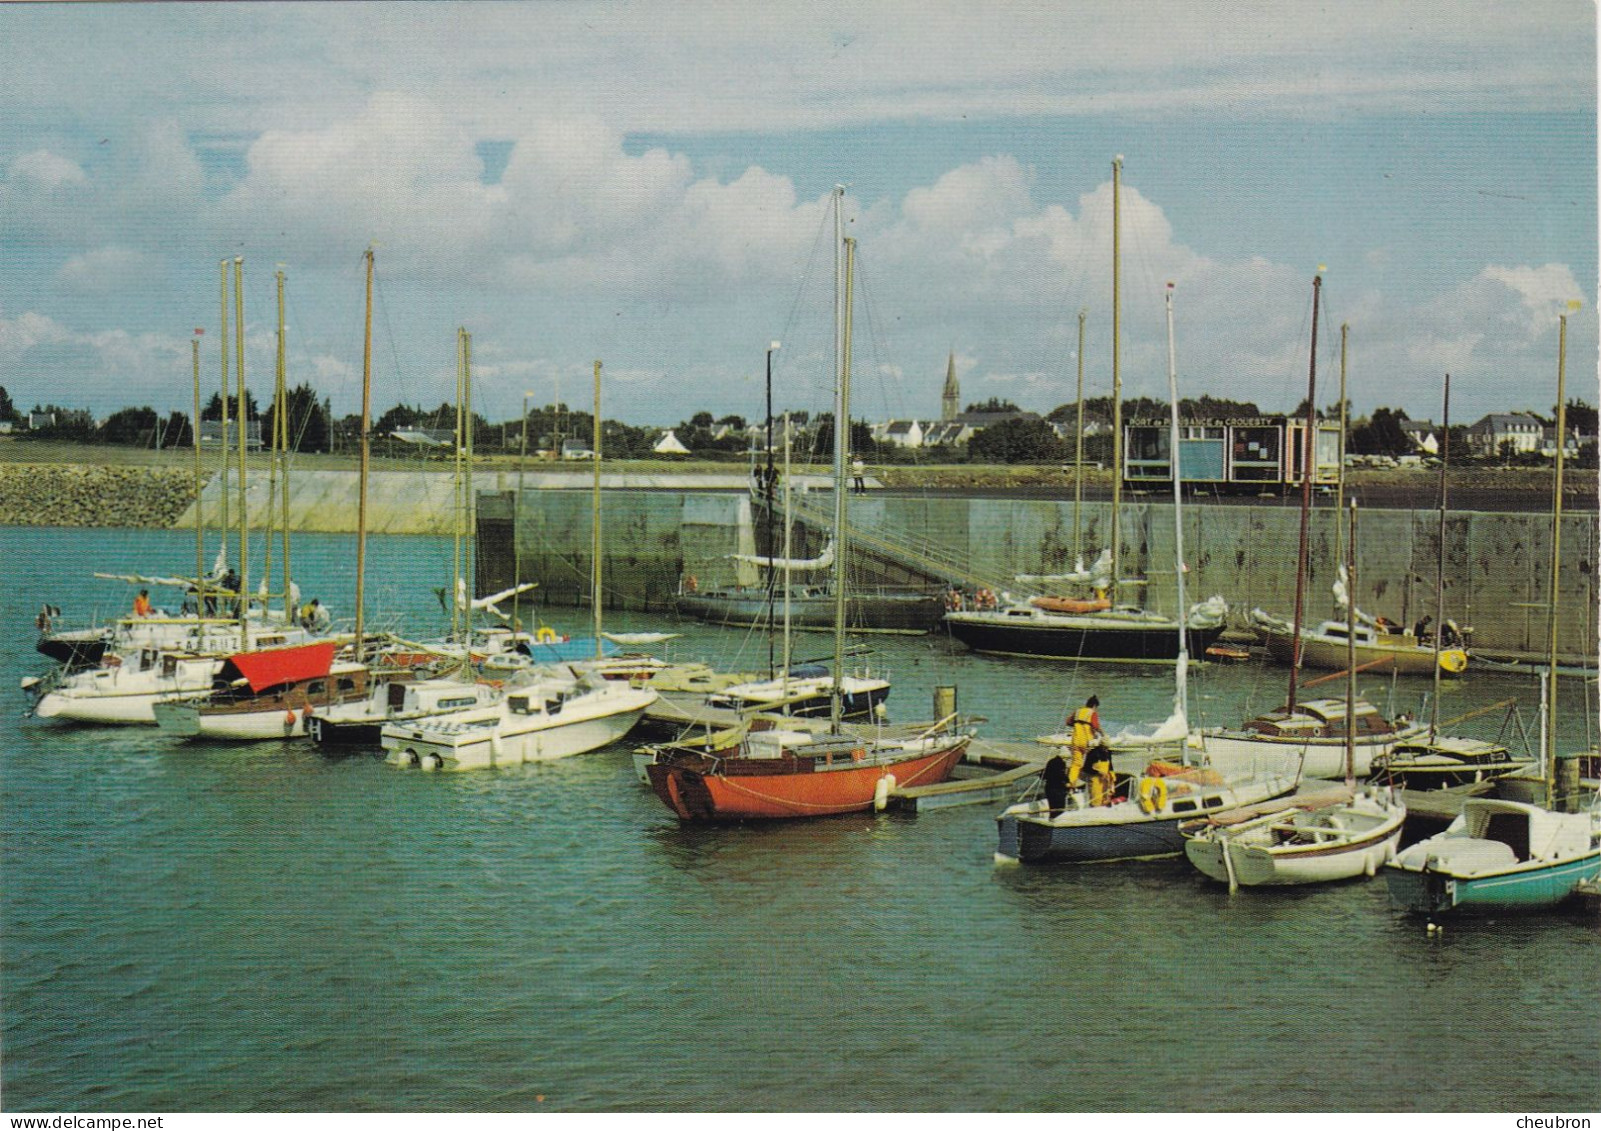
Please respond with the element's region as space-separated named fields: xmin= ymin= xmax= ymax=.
xmin=536 ymin=626 xmax=558 ymax=644
xmin=104 ymin=654 xmax=122 ymax=668
xmin=1137 ymin=776 xmax=1167 ymax=815
xmin=1438 ymin=649 xmax=1469 ymax=675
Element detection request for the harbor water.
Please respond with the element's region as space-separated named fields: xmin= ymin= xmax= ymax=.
xmin=3 ymin=526 xmax=1597 ymax=1112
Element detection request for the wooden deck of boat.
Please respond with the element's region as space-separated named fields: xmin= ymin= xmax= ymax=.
xmin=883 ymin=738 xmax=1044 ymax=812
xmin=644 ymin=693 xmax=745 ymax=732
xmin=1397 ymin=782 xmax=1496 ymax=822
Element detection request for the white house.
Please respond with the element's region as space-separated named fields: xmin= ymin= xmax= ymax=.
xmin=390 ymin=427 xmax=454 ymax=448
xmin=199 ymin=420 xmax=264 ymax=449
xmin=1539 ymin=426 xmax=1585 ymax=459
xmin=877 ymin=420 xmax=927 ymax=448
xmin=1466 ymin=413 xmax=1543 ymax=458
xmin=652 ymin=429 xmax=690 ymax=455
xmin=1400 ymin=419 xmax=1440 ymax=455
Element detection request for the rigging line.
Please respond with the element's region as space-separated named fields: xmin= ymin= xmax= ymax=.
xmin=774 ymin=200 xmax=838 ymax=413
xmin=852 ymin=251 xmax=899 ymax=424
xmin=369 ymin=259 xmax=418 ymax=429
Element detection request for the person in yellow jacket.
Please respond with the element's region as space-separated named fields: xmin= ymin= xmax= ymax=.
xmin=1066 ymin=694 xmax=1104 ymax=787
xmin=1085 ymin=743 xmax=1117 ymax=807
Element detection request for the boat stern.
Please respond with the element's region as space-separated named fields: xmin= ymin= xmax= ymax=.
xmin=151 ymin=699 xmax=203 ymax=737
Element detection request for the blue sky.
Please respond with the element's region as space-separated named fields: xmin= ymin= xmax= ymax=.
xmin=1 ymin=2 xmax=1595 ymax=428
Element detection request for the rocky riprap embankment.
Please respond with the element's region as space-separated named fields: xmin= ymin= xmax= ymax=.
xmin=0 ymin=464 xmax=199 ymax=527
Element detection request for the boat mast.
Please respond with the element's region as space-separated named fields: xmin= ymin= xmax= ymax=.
xmin=1110 ymin=157 xmax=1123 ymax=595
xmin=1429 ymin=373 xmax=1450 ymax=740
xmin=233 ymin=256 xmax=248 ymax=641
xmin=832 ymin=185 xmax=858 ymax=727
xmin=781 ymin=412 xmax=794 ymax=707
xmin=1073 ymin=306 xmax=1086 ymax=568
xmin=192 ymin=333 xmax=206 ymax=617
xmin=1285 ymin=273 xmax=1321 ymax=710
xmin=591 ymin=358 xmax=602 ymax=660
xmin=1164 ymin=282 xmax=1189 ymax=720
xmin=765 ymin=340 xmax=780 ymax=679
xmin=355 ymin=249 xmax=373 ymax=664
xmin=452 ymin=331 xmax=465 ymax=644
xmin=1345 ymin=500 xmax=1358 ymax=788
xmin=830 ymin=230 xmax=856 ymax=732
xmin=516 ymin=388 xmax=529 ymax=634
xmin=277 ymin=270 xmax=292 ymax=622
xmin=262 ymin=270 xmax=280 ymax=618
xmin=1544 ymin=307 xmax=1572 ymax=807
xmin=464 ymin=329 xmax=475 ymax=646
xmin=219 ymin=260 xmax=230 ymax=575
xmin=1334 ymin=323 xmax=1348 ymax=575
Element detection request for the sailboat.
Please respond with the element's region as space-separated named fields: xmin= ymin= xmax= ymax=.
xmin=674 ymin=543 xmax=946 ymax=634
xmin=29 ymin=264 xmax=316 ymax=724
xmin=646 ymin=190 xmax=969 ymax=820
xmin=154 ymin=252 xmax=399 ymax=740
xmin=1385 ymin=305 xmax=1601 ymax=913
xmin=1194 ymin=275 xmax=1426 ymax=780
xmin=1183 ymin=501 xmax=1407 ymax=888
xmin=995 ymin=282 xmax=1298 ymax=863
xmin=1370 ymin=374 xmax=1526 ymax=785
xmin=944 ymin=158 xmax=1229 ymax=662
xmin=312 ymin=328 xmax=507 ymax=750
xmin=1251 ymin=366 xmax=1469 ymax=677
xmin=380 ymin=360 xmax=657 ymax=770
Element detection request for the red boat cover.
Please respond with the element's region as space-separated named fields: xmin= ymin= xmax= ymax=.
xmin=221 ymin=642 xmax=338 ymax=692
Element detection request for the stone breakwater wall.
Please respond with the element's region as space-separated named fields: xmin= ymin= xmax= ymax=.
xmin=476 ymin=488 xmax=1599 ymax=663
xmin=0 ymin=464 xmax=199 ymax=528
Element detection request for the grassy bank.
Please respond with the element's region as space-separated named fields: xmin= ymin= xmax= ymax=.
xmin=0 ymin=434 xmax=1579 ymax=504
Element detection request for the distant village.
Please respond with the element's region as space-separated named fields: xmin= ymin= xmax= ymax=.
xmin=2 ymin=351 xmax=1595 ymax=470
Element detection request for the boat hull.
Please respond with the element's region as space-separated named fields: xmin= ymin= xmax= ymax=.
xmin=996 ymin=771 xmax=1300 ymax=864
xmin=674 ymin=591 xmax=945 ymax=634
xmin=35 ymin=687 xmax=193 ymax=725
xmin=152 ymin=700 xmax=339 ymax=739
xmin=308 ymin=716 xmax=384 ymax=749
xmin=382 ymin=693 xmax=654 ymax=770
xmin=1384 ymin=851 xmax=1601 ymax=913
xmin=646 ymin=740 xmax=967 ymax=821
xmin=945 ymin=615 xmax=1226 ymax=662
xmin=1258 ymin=625 xmax=1466 ymax=677
xmin=1197 ymin=726 xmax=1424 ymax=780
xmin=1185 ymin=810 xmax=1405 ymax=886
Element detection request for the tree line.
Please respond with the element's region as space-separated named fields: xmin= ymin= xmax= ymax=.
xmin=2 ymin=383 xmax=1593 ymax=468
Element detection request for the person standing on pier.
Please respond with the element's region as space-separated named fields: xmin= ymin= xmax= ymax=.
xmin=1042 ymin=750 xmax=1070 ymax=817
xmin=1067 ymin=694 xmax=1104 ymax=788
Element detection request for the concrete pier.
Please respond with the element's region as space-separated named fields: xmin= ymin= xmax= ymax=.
xmin=478 ymin=484 xmax=1597 ymax=664
xmin=164 ymin=468 xmax=1597 ymax=663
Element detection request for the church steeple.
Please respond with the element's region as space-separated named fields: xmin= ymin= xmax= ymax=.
xmin=941 ymin=351 xmax=960 ymax=422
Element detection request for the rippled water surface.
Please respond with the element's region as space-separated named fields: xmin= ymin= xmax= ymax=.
xmin=3 ymin=527 xmax=1596 ymax=1112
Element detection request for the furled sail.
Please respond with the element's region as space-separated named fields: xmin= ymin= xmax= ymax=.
xmin=730 ymin=541 xmax=834 ymax=571
xmin=1014 ymin=547 xmax=1113 ymax=590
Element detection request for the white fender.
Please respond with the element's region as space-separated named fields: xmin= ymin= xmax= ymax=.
xmin=874 ymin=773 xmax=897 ymax=812
xmin=490 ymin=732 xmax=504 ymax=764
xmin=421 ymin=753 xmax=442 ymax=772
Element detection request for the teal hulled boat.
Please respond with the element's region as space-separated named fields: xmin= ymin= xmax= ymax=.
xmin=1384 ymin=798 xmax=1601 ymax=914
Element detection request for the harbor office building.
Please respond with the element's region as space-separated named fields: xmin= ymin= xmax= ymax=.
xmin=1123 ymin=417 xmax=1341 ymax=493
